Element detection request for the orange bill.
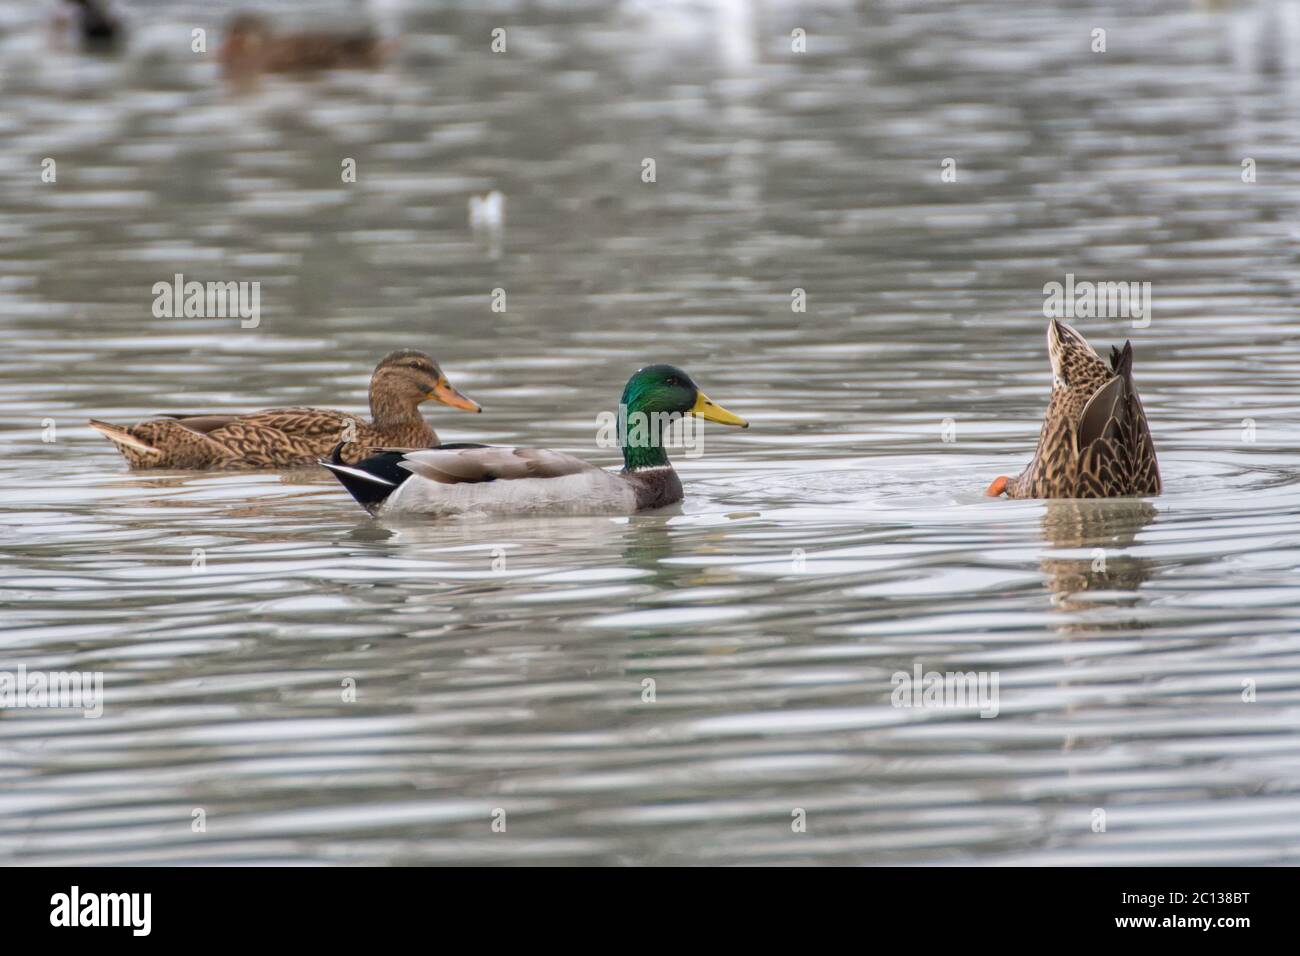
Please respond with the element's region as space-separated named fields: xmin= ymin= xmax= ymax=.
xmin=429 ymin=378 xmax=481 ymax=412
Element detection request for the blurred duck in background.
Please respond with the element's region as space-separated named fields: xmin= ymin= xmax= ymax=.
xmin=49 ymin=0 xmax=123 ymax=53
xmin=218 ymin=12 xmax=394 ymax=80
xmin=468 ymin=191 xmax=505 ymax=234
xmin=468 ymin=190 xmax=506 ymax=260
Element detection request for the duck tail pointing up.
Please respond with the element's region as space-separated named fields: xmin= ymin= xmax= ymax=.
xmin=1109 ymin=341 xmax=1135 ymax=379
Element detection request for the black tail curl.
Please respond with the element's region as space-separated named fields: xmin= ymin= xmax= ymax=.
xmin=320 ymin=442 xmax=494 ymax=512
xmin=319 ymin=443 xmax=412 ymax=512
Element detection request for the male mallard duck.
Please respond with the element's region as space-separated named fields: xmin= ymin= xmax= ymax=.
xmin=218 ymin=13 xmax=392 ymax=79
xmin=89 ymin=350 xmax=479 ymax=470
xmin=321 ymin=364 xmax=748 ymax=516
xmin=987 ymin=320 xmax=1161 ymax=499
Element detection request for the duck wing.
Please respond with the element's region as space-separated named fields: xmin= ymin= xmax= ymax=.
xmin=1076 ymin=373 xmax=1126 ymax=454
xmin=1114 ymin=344 xmax=1161 ymax=495
xmin=397 ymin=446 xmax=600 ymax=484
xmin=158 ymin=414 xmax=242 ymax=434
xmin=1073 ymin=342 xmax=1160 ymax=496
xmin=162 ymin=408 xmax=356 ymax=440
xmin=227 ymin=408 xmax=358 ymax=440
xmin=190 ymin=420 xmax=322 ymax=467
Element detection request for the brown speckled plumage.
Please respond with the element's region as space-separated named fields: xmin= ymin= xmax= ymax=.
xmin=218 ymin=13 xmax=391 ymax=80
xmin=90 ymin=349 xmax=479 ymax=470
xmin=992 ymin=321 xmax=1161 ymax=499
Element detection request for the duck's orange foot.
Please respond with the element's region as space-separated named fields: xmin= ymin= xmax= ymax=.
xmin=985 ymin=476 xmax=1009 ymax=497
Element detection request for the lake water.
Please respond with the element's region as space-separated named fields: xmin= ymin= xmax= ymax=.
xmin=1 ymin=0 xmax=1299 ymax=865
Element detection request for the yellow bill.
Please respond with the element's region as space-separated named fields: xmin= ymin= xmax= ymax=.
xmin=691 ymin=391 xmax=748 ymax=428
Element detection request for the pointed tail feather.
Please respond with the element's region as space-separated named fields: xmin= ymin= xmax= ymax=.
xmin=1110 ymin=341 xmax=1134 ymax=378
xmin=88 ymin=419 xmax=161 ymax=456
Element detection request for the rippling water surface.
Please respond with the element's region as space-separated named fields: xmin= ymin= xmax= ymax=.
xmin=2 ymin=0 xmax=1299 ymax=865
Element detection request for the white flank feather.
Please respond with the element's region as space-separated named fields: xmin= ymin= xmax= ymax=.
xmin=383 ymin=467 xmax=638 ymax=516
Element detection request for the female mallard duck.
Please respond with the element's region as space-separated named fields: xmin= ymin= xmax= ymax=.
xmin=987 ymin=320 xmax=1161 ymax=499
xmin=89 ymin=350 xmax=479 ymax=470
xmin=321 ymin=364 xmax=748 ymax=516
xmin=218 ymin=13 xmax=392 ymax=79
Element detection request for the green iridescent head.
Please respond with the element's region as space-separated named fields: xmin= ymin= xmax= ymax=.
xmin=617 ymin=364 xmax=747 ymax=471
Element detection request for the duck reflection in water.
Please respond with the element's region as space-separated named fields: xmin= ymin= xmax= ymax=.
xmin=1038 ymin=498 xmax=1158 ymax=613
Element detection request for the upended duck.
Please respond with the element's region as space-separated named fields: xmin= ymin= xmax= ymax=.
xmin=89 ymin=350 xmax=479 ymax=470
xmin=987 ymin=320 xmax=1160 ymax=499
xmin=321 ymin=364 xmax=748 ymax=516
